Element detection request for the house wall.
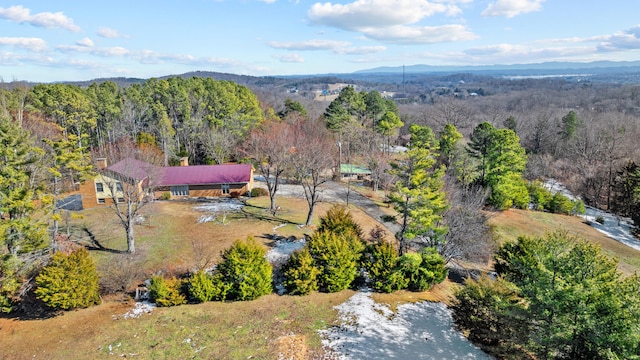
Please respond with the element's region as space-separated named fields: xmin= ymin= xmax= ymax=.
xmin=79 ymin=179 xmax=98 ymax=209
xmin=79 ymin=174 xmax=130 ymax=209
xmin=153 ymin=183 xmax=249 ymax=199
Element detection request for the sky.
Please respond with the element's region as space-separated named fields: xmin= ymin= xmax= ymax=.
xmin=1 ymin=0 xmax=639 ymax=82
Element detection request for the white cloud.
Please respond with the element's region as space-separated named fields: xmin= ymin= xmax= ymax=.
xmin=76 ymin=37 xmax=94 ymax=47
xmin=308 ymin=0 xmax=453 ymax=30
xmin=334 ymin=45 xmax=386 ymax=55
xmin=274 ymin=53 xmax=305 ymax=63
xmin=57 ymin=44 xmax=130 ymax=57
xmin=364 ymin=24 xmax=476 ymax=44
xmin=307 ymin=0 xmax=472 ymax=45
xmin=0 ymin=37 xmax=47 ymax=51
xmin=596 ymin=25 xmax=640 ymax=51
xmin=258 ymin=0 xmax=277 ymax=3
xmin=97 ymin=27 xmax=128 ymax=39
xmin=268 ymin=39 xmax=386 ymax=56
xmin=482 ymin=0 xmax=545 ymax=18
xmin=0 ymin=5 xmax=79 ymax=31
xmin=268 ymin=39 xmax=351 ymax=50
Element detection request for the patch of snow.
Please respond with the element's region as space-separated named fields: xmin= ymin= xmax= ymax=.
xmin=320 ymin=291 xmax=490 ymax=359
xmin=544 ymin=179 xmax=640 ymax=251
xmin=583 ymin=206 xmax=640 ymax=251
xmin=119 ymin=301 xmax=156 ymax=319
xmin=195 ymin=199 xmax=244 ymax=223
xmin=267 ymin=238 xmax=306 ymax=295
xmin=543 ymin=179 xmax=579 ymax=201
xmin=266 ymin=238 xmax=306 ymax=266
xmin=273 ymin=223 xmax=287 ymax=231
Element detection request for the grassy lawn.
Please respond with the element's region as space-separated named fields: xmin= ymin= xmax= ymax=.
xmin=0 ymin=194 xmax=421 ymax=359
xmin=488 ymin=208 xmax=640 ymax=275
xmin=8 ymin=193 xmax=637 ymax=359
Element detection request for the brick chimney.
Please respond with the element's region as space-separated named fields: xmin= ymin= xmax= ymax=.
xmin=179 ymin=157 xmax=189 ymax=166
xmin=96 ymin=158 xmax=108 ymax=170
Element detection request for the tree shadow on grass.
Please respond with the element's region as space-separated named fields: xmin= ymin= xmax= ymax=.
xmin=241 ymin=205 xmax=300 ymax=226
xmin=80 ymin=227 xmax=124 ymax=254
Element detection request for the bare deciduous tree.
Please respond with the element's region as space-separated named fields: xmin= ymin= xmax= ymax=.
xmin=290 ymin=120 xmax=336 ymax=226
xmin=245 ymin=121 xmax=293 ymax=213
xmin=97 ymin=140 xmax=164 ymax=253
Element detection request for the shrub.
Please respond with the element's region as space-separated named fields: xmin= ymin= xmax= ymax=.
xmin=527 ymin=181 xmax=552 ymax=211
xmin=187 ymin=270 xmax=215 ymax=302
xmin=160 ymin=192 xmax=171 ymax=200
xmin=317 ymin=204 xmax=363 ymax=239
xmin=148 ymin=275 xmax=187 ymax=307
xmin=548 ymin=192 xmax=574 ymax=215
xmin=397 ymin=247 xmax=447 ymax=292
xmin=572 ymin=200 xmax=586 ymax=215
xmin=308 ymin=231 xmax=364 ymax=293
xmin=217 ymin=237 xmax=273 ymax=301
xmin=249 ymin=187 xmax=268 ymax=197
xmin=489 ymin=173 xmax=529 ymax=210
xmin=35 ymin=248 xmax=100 ymax=310
xmin=596 ymin=215 xmax=605 ymax=224
xmin=0 ymin=255 xmax=21 ymax=313
xmin=362 ymin=240 xmax=407 ymax=293
xmin=282 ymin=247 xmax=320 ymax=295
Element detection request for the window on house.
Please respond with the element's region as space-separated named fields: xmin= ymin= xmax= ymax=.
xmin=96 ymin=182 xmax=104 ymax=192
xmin=98 ymin=198 xmax=106 ymax=204
xmin=116 ymin=182 xmax=123 ymax=192
xmin=117 ymin=197 xmax=125 ymax=203
xmin=222 ymin=184 xmax=230 ymax=195
xmin=170 ymin=185 xmax=189 ymax=196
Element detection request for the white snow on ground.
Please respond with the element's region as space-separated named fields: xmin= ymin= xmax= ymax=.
xmin=194 ymin=199 xmax=244 ymax=223
xmin=583 ymin=206 xmax=640 ymax=251
xmin=320 ymin=291 xmax=490 ymax=359
xmin=266 ymin=238 xmax=306 ymax=267
xmin=266 ymin=238 xmax=306 ymax=295
xmin=544 ymin=179 xmax=640 ymax=251
xmin=117 ymin=301 xmax=156 ymax=320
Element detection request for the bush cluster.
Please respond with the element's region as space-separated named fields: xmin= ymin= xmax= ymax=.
xmin=248 ymin=187 xmax=268 ymax=197
xmin=528 ymin=181 xmax=585 ymax=215
xmin=363 ymin=242 xmax=447 ymax=293
xmin=282 ymin=204 xmax=448 ymax=295
xmin=150 ymin=236 xmax=272 ymax=306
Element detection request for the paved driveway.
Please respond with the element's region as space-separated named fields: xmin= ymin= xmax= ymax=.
xmin=255 ymin=180 xmax=400 ymax=236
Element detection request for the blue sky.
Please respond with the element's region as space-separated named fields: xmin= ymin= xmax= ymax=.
xmin=1 ymin=0 xmax=639 ymax=82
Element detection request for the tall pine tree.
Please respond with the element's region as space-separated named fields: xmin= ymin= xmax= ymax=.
xmin=388 ymin=124 xmax=448 ymax=255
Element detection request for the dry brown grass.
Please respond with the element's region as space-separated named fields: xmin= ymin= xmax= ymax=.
xmin=1 ymin=195 xmax=453 ymax=359
xmin=488 ymin=208 xmax=640 ymax=275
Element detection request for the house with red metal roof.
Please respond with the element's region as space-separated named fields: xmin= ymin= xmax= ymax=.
xmin=79 ymin=157 xmax=254 ymax=209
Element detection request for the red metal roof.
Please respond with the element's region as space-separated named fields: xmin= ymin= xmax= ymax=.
xmin=106 ymin=158 xmax=159 ymax=182
xmin=160 ymin=163 xmax=252 ymax=186
xmin=106 ymin=159 xmax=252 ymax=186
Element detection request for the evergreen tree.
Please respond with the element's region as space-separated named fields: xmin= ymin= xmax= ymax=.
xmin=388 ymin=124 xmax=448 ymax=254
xmin=35 ymin=248 xmax=100 ymax=310
xmin=493 ymin=231 xmax=640 ymax=359
xmin=282 ymin=247 xmax=320 ymax=295
xmin=0 ymin=116 xmax=47 ymax=255
xmin=42 ymin=134 xmax=95 ymax=242
xmin=361 ymin=240 xmax=407 ymax=293
xmin=216 ymin=237 xmax=273 ymax=301
xmin=307 ymin=231 xmax=363 ymax=293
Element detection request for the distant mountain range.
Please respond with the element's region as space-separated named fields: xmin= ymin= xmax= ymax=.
xmin=354 ymin=60 xmax=640 ymax=76
xmin=40 ymin=60 xmax=640 ymax=88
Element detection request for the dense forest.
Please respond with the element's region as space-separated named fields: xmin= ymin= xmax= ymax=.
xmin=2 ymin=71 xmax=640 ymax=358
